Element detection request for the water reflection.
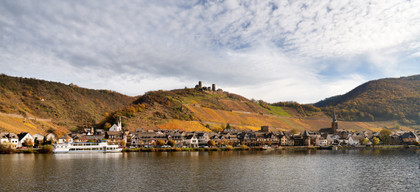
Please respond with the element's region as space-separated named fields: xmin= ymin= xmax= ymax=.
xmin=0 ymin=150 xmax=419 ymax=191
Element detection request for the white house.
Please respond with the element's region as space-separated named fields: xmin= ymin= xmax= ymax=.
xmin=348 ymin=136 xmax=359 ymax=146
xmin=9 ymin=133 xmax=19 ymax=148
xmin=17 ymin=132 xmax=34 ymax=147
xmin=58 ymin=135 xmax=73 ymax=144
xmin=46 ymin=133 xmax=56 ymax=143
xmin=184 ymin=134 xmax=198 ymax=148
xmin=317 ymin=138 xmax=328 ymax=146
xmin=0 ymin=132 xmax=9 ymax=144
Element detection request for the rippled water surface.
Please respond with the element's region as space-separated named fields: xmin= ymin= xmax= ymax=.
xmin=1 ymin=149 xmax=419 ymax=191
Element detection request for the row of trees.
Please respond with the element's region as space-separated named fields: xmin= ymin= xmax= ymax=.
xmin=360 ymin=129 xmax=394 ymax=145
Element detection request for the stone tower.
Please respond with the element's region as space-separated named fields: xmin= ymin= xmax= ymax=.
xmin=331 ymin=112 xmax=338 ymax=134
xmin=212 ymin=84 xmax=216 ymax=91
xmin=198 ymin=81 xmax=202 ymax=89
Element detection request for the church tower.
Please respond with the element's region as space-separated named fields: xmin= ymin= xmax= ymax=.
xmin=331 ymin=112 xmax=338 ymax=134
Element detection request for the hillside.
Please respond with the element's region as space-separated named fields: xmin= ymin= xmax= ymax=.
xmin=1 ymin=74 xmax=413 ymax=135
xmin=100 ymin=87 xmax=393 ymax=133
xmin=0 ymin=74 xmax=134 ymax=134
xmin=315 ymin=75 xmax=420 ymax=125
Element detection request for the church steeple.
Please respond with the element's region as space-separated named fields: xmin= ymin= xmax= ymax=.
xmin=333 ymin=111 xmax=337 ymax=122
xmin=117 ymin=116 xmax=122 ymax=131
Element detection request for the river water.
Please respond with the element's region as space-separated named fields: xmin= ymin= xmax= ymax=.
xmin=0 ymin=149 xmax=419 ymax=192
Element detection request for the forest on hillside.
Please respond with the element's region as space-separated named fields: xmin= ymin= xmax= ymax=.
xmin=315 ymin=75 xmax=420 ymax=125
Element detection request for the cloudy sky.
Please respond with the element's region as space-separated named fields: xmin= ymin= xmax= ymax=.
xmin=1 ymin=0 xmax=420 ymax=103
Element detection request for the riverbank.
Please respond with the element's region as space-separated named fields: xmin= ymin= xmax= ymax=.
xmin=0 ymin=145 xmax=53 ymax=154
xmin=1 ymin=145 xmax=418 ymax=154
xmin=122 ymin=145 xmax=419 ymax=153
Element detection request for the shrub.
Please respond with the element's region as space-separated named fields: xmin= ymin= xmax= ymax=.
xmin=156 ymin=140 xmax=165 ymax=147
xmin=240 ymin=145 xmax=249 ymax=150
xmin=205 ymin=148 xmax=219 ymax=151
xmin=168 ymin=140 xmax=176 ymax=147
xmin=0 ymin=144 xmax=15 ymax=154
xmin=22 ymin=148 xmax=34 ymax=153
xmin=39 ymin=145 xmax=53 ymax=153
xmin=225 ymin=145 xmax=233 ymax=151
xmin=141 ymin=147 xmax=155 ymax=152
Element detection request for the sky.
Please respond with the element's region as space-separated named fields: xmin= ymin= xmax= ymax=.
xmin=1 ymin=0 xmax=420 ymax=103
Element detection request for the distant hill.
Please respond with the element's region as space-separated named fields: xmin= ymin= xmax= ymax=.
xmin=315 ymin=75 xmax=420 ymax=125
xmin=99 ymin=87 xmax=389 ymax=133
xmin=0 ymin=74 xmax=134 ymax=134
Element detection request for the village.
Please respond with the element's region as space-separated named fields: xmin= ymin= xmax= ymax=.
xmin=1 ymin=113 xmax=419 ymax=151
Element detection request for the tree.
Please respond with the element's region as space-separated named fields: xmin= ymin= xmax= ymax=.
xmin=360 ymin=138 xmax=369 ymax=145
xmin=104 ymin=122 xmax=111 ymax=129
xmin=23 ymin=138 xmax=34 ymax=147
xmin=379 ymin=129 xmax=392 ymax=145
xmin=119 ymin=140 xmax=126 ymax=147
xmin=34 ymin=138 xmax=39 ymax=148
xmin=168 ymin=140 xmax=176 ymax=147
xmin=207 ymin=140 xmax=215 ymax=147
xmin=156 ymin=140 xmax=165 ymax=147
xmin=372 ymin=137 xmax=380 ymax=145
xmin=290 ymin=129 xmax=299 ymax=134
xmin=226 ymin=123 xmax=231 ymax=130
xmin=225 ymin=145 xmax=233 ymax=151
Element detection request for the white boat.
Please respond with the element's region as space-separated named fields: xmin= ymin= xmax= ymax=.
xmin=53 ymin=142 xmax=122 ymax=153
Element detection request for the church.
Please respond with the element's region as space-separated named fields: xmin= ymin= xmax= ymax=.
xmin=319 ymin=112 xmax=339 ymax=134
xmin=109 ymin=116 xmax=122 ymax=132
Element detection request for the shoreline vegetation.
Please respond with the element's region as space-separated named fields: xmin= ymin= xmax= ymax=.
xmin=1 ymin=145 xmax=418 ymax=154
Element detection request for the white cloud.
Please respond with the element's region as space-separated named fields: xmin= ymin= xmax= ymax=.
xmin=1 ymin=0 xmax=420 ymax=103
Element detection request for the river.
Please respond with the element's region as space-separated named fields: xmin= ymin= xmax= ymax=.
xmin=0 ymin=149 xmax=419 ymax=192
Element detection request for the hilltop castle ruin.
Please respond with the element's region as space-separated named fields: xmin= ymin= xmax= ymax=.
xmin=194 ymin=81 xmax=222 ymax=92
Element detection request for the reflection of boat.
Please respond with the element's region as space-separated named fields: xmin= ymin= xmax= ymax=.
xmin=53 ymin=142 xmax=122 ymax=153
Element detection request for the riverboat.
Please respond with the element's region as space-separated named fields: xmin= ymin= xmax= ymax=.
xmin=53 ymin=142 xmax=122 ymax=153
